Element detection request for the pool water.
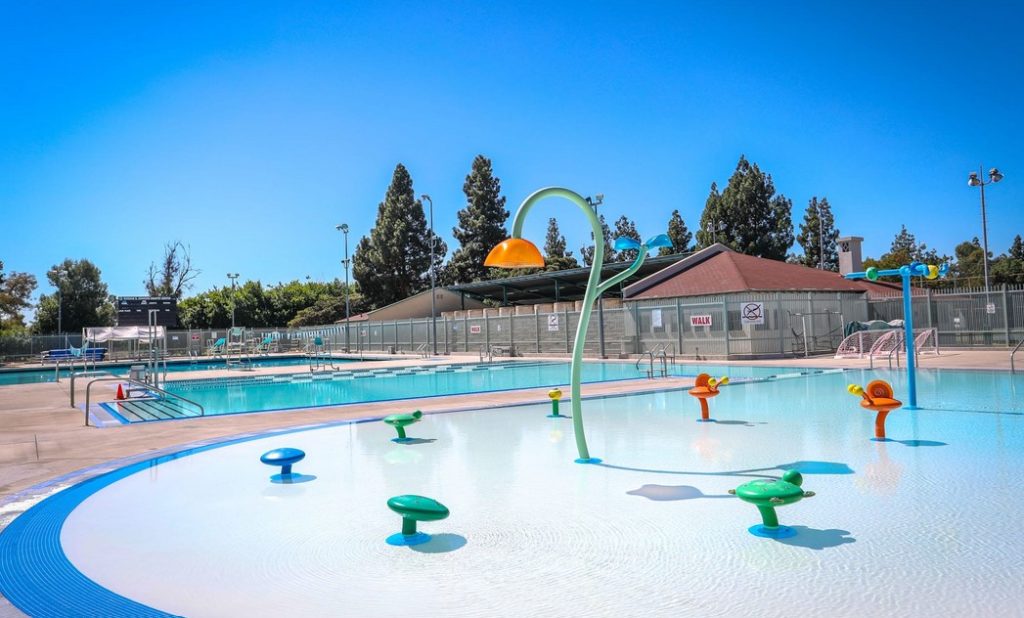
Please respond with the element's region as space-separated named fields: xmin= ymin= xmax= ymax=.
xmin=161 ymin=361 xmax=833 ymax=417
xmin=6 ymin=369 xmax=1018 ymax=616
xmin=0 ymin=356 xmax=356 ymax=386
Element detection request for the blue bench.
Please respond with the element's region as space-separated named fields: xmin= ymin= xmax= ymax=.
xmin=40 ymin=348 xmax=108 ymax=364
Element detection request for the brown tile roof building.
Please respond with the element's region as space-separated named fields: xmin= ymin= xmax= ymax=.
xmin=624 ymin=244 xmax=902 ymax=299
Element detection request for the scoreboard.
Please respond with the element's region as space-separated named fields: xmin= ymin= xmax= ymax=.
xmin=116 ymin=297 xmax=179 ymax=327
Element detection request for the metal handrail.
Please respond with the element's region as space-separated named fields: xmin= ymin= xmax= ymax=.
xmin=635 ymin=351 xmax=655 ymax=379
xmin=70 ymin=369 xmax=118 ymax=407
xmin=83 ymin=376 xmax=205 ymax=427
xmin=1011 ymin=338 xmax=1024 ymax=373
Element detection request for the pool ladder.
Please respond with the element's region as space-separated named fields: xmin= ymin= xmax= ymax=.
xmin=635 ymin=350 xmax=669 ymax=379
xmin=1011 ymin=338 xmax=1023 ymax=373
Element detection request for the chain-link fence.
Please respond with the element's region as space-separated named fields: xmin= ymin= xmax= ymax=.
xmin=4 ymin=286 xmax=1023 ymax=363
xmin=867 ymin=285 xmax=1024 ymax=348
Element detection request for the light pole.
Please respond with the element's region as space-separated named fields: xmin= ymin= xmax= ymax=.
xmin=420 ymin=195 xmax=437 ymax=355
xmin=336 ymin=224 xmax=351 ymax=352
xmin=815 ymin=203 xmax=825 ymax=270
xmin=226 ymin=273 xmax=239 ymax=329
xmin=707 ymin=219 xmax=726 ymax=245
xmin=967 ymin=166 xmax=1003 ymax=295
xmin=54 ymin=266 xmax=68 ymax=339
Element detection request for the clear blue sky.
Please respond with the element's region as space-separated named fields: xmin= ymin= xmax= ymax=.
xmin=2 ymin=1 xmax=1021 ymax=301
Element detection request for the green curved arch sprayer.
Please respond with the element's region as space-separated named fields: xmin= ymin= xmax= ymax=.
xmin=486 ymin=187 xmax=670 ymax=462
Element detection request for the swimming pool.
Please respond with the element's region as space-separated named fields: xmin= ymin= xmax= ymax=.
xmin=155 ymin=361 xmax=834 ymax=419
xmin=3 ymin=368 xmax=1021 ymax=616
xmin=0 ymin=355 xmax=363 ymax=386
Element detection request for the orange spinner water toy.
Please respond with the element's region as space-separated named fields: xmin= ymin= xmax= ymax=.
xmin=847 ymin=380 xmax=902 ymax=440
xmin=688 ymin=373 xmax=728 ymax=421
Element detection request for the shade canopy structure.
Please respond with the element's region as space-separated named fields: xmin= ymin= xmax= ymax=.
xmin=451 ymin=251 xmax=688 ymax=305
xmin=84 ymin=326 xmax=167 ymax=343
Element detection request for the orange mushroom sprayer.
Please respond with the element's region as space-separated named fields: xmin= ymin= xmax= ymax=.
xmin=688 ymin=373 xmax=729 ymax=422
xmin=848 ymin=380 xmax=902 ymax=440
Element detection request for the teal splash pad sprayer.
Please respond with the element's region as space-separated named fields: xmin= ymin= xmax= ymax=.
xmin=844 ymin=261 xmax=948 ymax=409
xmin=383 ymin=410 xmax=423 ymax=442
xmin=729 ymin=470 xmax=815 ymax=538
xmin=386 ymin=495 xmax=450 ymax=546
xmin=260 ymin=448 xmax=306 ymax=482
xmin=486 ymin=187 xmax=670 ymax=464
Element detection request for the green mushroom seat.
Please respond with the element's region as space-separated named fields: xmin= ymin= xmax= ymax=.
xmin=729 ymin=470 xmax=815 ymax=538
xmin=383 ymin=410 xmax=423 ymax=442
xmin=386 ymin=494 xmax=450 ymax=546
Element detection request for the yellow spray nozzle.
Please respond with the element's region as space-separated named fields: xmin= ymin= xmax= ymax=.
xmin=847 ymin=384 xmax=864 ymax=396
xmin=718 ymin=376 xmax=729 ymax=386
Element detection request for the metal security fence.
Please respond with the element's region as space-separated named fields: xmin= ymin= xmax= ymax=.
xmin=4 ymin=286 xmax=1023 ymax=364
xmin=867 ymin=285 xmax=1024 ymax=348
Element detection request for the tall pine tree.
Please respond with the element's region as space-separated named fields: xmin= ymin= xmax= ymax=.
xmin=612 ymin=215 xmax=641 ymax=262
xmin=444 ymin=155 xmax=509 ymax=284
xmin=543 ymin=218 xmax=580 ymax=271
xmin=660 ymin=209 xmax=692 ymax=256
xmin=796 ymin=197 xmax=839 ymax=270
xmin=696 ymin=156 xmax=794 ymax=260
xmin=353 ymin=164 xmax=438 ymax=309
xmin=580 ymin=213 xmax=615 ymax=266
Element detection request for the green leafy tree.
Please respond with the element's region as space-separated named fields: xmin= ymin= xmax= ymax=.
xmin=33 ymin=259 xmax=115 ymax=333
xmin=444 ymin=155 xmax=508 ymax=284
xmin=660 ymin=209 xmax=692 ymax=256
xmin=144 ymin=240 xmax=200 ymax=298
xmin=580 ymin=213 xmax=616 ymax=266
xmin=863 ymin=226 xmax=946 ymax=272
xmin=612 ymin=215 xmax=641 ymax=262
xmin=178 ymin=278 xmax=366 ymax=328
xmin=795 ymin=197 xmax=839 ymax=270
xmin=696 ymin=155 xmax=794 ymax=259
xmin=543 ymin=218 xmax=580 ymax=271
xmin=949 ymin=238 xmax=987 ymax=286
xmin=353 ymin=164 xmax=440 ymax=308
xmin=1010 ymin=234 xmax=1024 ymax=261
xmin=0 ymin=260 xmax=37 ymax=331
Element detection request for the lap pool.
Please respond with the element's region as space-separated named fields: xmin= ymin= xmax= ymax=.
xmin=154 ymin=360 xmax=834 ymax=419
xmin=1 ymin=368 xmax=1022 ymax=616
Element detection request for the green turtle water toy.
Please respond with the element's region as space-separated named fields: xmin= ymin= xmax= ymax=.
xmin=386 ymin=494 xmax=450 ymax=546
xmin=729 ymin=469 xmax=815 ymax=538
xmin=383 ymin=410 xmax=423 ymax=442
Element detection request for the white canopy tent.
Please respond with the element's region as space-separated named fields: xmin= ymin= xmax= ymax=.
xmin=84 ymin=326 xmax=167 ymax=343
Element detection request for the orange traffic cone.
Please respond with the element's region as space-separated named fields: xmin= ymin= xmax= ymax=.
xmin=116 ymin=384 xmax=125 ymax=400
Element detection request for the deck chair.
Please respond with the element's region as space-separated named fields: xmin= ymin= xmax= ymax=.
xmin=207 ymin=337 xmax=226 ymax=356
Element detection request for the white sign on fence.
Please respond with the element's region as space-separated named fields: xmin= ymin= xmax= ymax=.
xmin=651 ymin=309 xmax=663 ymax=328
xmin=690 ymin=314 xmax=712 ymax=327
xmin=548 ymin=314 xmax=560 ymax=331
xmin=470 ymin=325 xmax=482 ymax=334
xmin=986 ymin=303 xmax=997 ymax=315
xmin=741 ymin=302 xmax=765 ymax=325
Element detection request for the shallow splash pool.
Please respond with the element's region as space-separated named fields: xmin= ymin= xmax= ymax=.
xmin=2 ymin=369 xmax=1023 ymax=617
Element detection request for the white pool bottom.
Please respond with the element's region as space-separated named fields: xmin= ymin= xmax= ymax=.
xmin=61 ymin=381 xmax=1024 ymax=617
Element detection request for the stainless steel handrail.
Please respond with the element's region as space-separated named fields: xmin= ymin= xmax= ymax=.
xmin=1011 ymin=338 xmax=1024 ymax=373
xmin=635 ymin=351 xmax=655 ymax=378
xmin=70 ymin=369 xmax=118 ymax=407
xmin=83 ymin=376 xmax=205 ymax=426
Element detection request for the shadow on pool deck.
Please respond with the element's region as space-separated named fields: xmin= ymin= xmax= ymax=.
xmin=409 ymin=533 xmax=467 ymax=554
xmin=772 ymin=526 xmax=856 ymax=550
xmin=599 ymin=460 xmax=854 ymax=479
xmin=879 ymin=439 xmax=948 ymax=447
xmin=626 ymin=484 xmax=734 ymax=501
